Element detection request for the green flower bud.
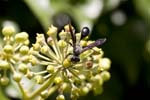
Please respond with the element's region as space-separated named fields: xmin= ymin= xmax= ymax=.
xmin=32 ymin=43 xmax=40 ymax=51
xmin=54 ymin=77 xmax=63 ymax=84
xmin=4 ymin=44 xmax=13 ymax=54
xmin=99 ymin=58 xmax=111 ymax=70
xmin=13 ymin=73 xmax=22 ymax=82
xmin=100 ymin=71 xmax=111 ymax=82
xmin=64 ymin=24 xmax=69 ymax=32
xmin=92 ymin=74 xmax=103 ymax=86
xmin=0 ymin=77 xmax=9 ymax=86
xmin=19 ymin=46 xmax=29 ymax=55
xmin=40 ymin=45 xmax=48 ymax=54
xmin=58 ymin=40 xmax=67 ymax=48
xmin=0 ymin=60 xmax=10 ymax=70
xmin=76 ymin=33 xmax=81 ymax=42
xmin=71 ymin=87 xmax=80 ymax=100
xmin=80 ymin=40 xmax=87 ymax=46
xmin=18 ymin=64 xmax=28 ymax=74
xmin=92 ymin=55 xmax=101 ymax=62
xmin=26 ymin=71 xmax=34 ymax=79
xmin=13 ymin=54 xmax=20 ymax=62
xmin=47 ymin=25 xmax=57 ymax=37
xmin=80 ymin=86 xmax=89 ymax=96
xmin=60 ymin=83 xmax=71 ymax=93
xmin=46 ymin=65 xmax=54 ymax=73
xmin=71 ymin=87 xmax=80 ymax=95
xmin=15 ymin=32 xmax=28 ymax=42
xmin=93 ymin=86 xmax=103 ymax=95
xmin=63 ymin=58 xmax=71 ymax=68
xmin=47 ymin=36 xmax=53 ymax=45
xmin=29 ymin=55 xmax=38 ymax=66
xmin=59 ymin=30 xmax=67 ymax=40
xmin=78 ymin=74 xmax=86 ymax=80
xmin=35 ymin=75 xmax=44 ymax=84
xmin=64 ymin=24 xmax=74 ymax=33
xmin=21 ymin=55 xmax=29 ymax=63
xmin=40 ymin=90 xmax=48 ymax=99
xmin=2 ymin=26 xmax=15 ymax=36
xmin=36 ymin=34 xmax=44 ymax=43
xmin=86 ymin=83 xmax=92 ymax=90
xmin=24 ymin=39 xmax=30 ymax=45
xmin=56 ymin=94 xmax=65 ymax=100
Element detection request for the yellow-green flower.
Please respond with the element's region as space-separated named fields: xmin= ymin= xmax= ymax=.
xmin=0 ymin=26 xmax=30 ymax=85
xmin=0 ymin=25 xmax=111 ymax=100
xmin=30 ymin=24 xmax=111 ymax=100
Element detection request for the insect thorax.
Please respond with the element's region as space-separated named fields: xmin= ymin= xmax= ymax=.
xmin=74 ymin=45 xmax=82 ymax=56
xmin=71 ymin=55 xmax=80 ymax=63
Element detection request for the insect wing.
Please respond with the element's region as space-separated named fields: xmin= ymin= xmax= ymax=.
xmin=81 ymin=38 xmax=106 ymax=53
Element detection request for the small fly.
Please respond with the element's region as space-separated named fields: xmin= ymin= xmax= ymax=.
xmin=68 ymin=24 xmax=106 ymax=63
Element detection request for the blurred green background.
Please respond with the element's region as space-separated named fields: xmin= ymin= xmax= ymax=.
xmin=0 ymin=0 xmax=149 ymax=100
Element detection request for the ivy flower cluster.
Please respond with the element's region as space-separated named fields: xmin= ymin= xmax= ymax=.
xmin=0 ymin=26 xmax=29 ymax=85
xmin=0 ymin=25 xmax=111 ymax=100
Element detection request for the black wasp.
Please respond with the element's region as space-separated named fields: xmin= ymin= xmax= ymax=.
xmin=68 ymin=24 xmax=106 ymax=63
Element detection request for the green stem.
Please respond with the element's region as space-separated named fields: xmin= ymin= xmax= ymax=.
xmin=53 ymin=39 xmax=63 ymax=61
xmin=48 ymin=85 xmax=59 ymax=96
xmin=28 ymin=69 xmax=60 ymax=99
xmin=10 ymin=64 xmax=16 ymax=74
xmin=34 ymin=70 xmax=47 ymax=75
xmin=17 ymin=82 xmax=28 ymax=100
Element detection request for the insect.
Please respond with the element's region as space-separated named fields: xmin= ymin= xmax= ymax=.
xmin=68 ymin=24 xmax=106 ymax=63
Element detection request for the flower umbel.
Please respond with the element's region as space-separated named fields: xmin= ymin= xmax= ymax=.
xmin=29 ymin=25 xmax=111 ymax=100
xmin=0 ymin=26 xmax=30 ymax=85
xmin=0 ymin=25 xmax=111 ymax=100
